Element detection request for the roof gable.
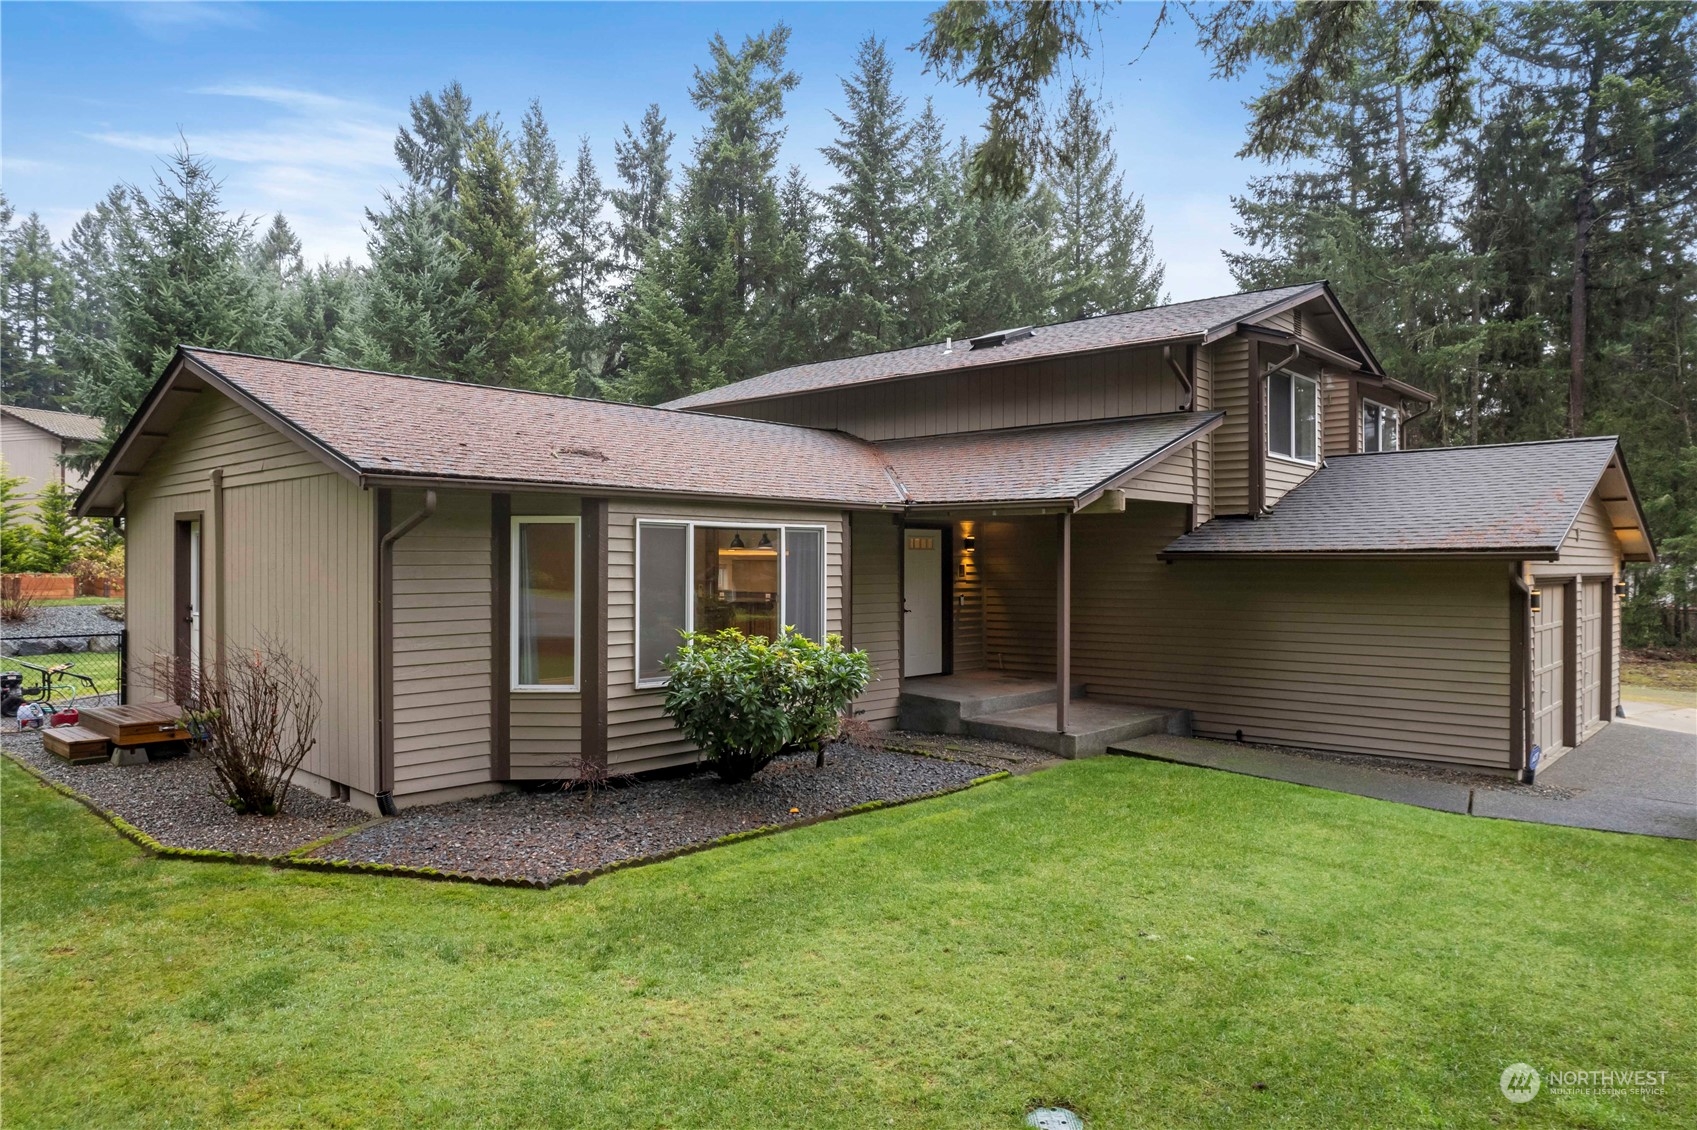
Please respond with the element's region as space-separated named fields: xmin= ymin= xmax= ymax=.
xmin=1 ymin=404 xmax=105 ymax=442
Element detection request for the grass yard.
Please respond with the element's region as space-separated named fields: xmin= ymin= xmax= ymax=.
xmin=1622 ymin=651 xmax=1697 ymax=704
xmin=4 ymin=650 xmax=123 ymax=700
xmin=3 ymin=755 xmax=1692 ymax=1129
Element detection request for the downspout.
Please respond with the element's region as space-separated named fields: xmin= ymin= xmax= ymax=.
xmin=1510 ymin=568 xmax=1534 ymax=783
xmin=375 ymin=488 xmax=436 ymax=815
xmin=208 ymin=469 xmax=225 ymax=654
xmin=1163 ymin=344 xmax=1194 ymax=411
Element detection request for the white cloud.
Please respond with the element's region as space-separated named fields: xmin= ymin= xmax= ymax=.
xmin=83 ymin=82 xmax=399 ymax=263
xmin=112 ymin=2 xmax=262 ymax=39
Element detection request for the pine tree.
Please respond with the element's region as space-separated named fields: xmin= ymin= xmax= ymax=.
xmin=818 ymin=36 xmax=917 ymax=355
xmin=448 ymin=119 xmax=565 ymax=389
xmin=256 ymin=213 xmax=304 ymax=280
xmin=610 ymin=104 xmax=674 ymax=273
xmin=555 ymin=138 xmax=614 ymax=394
xmin=396 ymin=81 xmax=478 ymax=203
xmin=1 ymin=204 xmax=71 ymax=407
xmin=902 ymin=101 xmax=965 ymax=345
xmin=72 ymin=146 xmax=277 ymax=450
xmin=27 ymin=480 xmax=89 ymax=573
xmin=1047 ymin=82 xmax=1164 ymax=319
xmin=948 ymin=141 xmax=1058 ymax=335
xmin=54 ymin=186 xmax=129 ymax=396
xmin=0 ymin=460 xmax=38 ymax=573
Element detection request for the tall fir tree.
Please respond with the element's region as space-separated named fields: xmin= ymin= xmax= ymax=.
xmin=396 ymin=81 xmax=478 ymax=204
xmin=1047 ymin=82 xmax=1165 ymax=320
xmin=555 ymin=137 xmax=615 ymax=394
xmin=610 ymin=103 xmax=675 ymax=274
xmin=1 ymin=203 xmax=71 ymax=407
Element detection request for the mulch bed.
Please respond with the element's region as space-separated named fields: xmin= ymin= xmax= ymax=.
xmin=308 ymin=745 xmax=994 ymax=883
xmin=2 ymin=731 xmax=366 ymax=856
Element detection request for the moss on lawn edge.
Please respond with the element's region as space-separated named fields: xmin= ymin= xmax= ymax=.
xmin=1 ymin=751 xmax=1010 ymax=890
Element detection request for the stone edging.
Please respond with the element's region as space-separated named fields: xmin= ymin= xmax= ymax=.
xmin=4 ymin=752 xmax=1012 ymax=890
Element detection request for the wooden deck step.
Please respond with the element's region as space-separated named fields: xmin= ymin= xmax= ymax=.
xmin=78 ymin=702 xmax=190 ymax=747
xmin=43 ymin=725 xmax=112 ymax=764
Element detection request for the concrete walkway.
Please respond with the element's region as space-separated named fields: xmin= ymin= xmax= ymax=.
xmin=1619 ymin=694 xmax=1696 ymax=735
xmin=1113 ymin=723 xmax=1696 ymax=840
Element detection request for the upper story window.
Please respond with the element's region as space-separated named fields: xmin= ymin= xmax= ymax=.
xmin=635 ymin=521 xmax=827 ymax=687
xmin=512 ymin=516 xmax=580 ymax=691
xmin=1268 ymin=371 xmax=1318 ymax=463
xmin=1362 ymin=402 xmax=1400 ymax=452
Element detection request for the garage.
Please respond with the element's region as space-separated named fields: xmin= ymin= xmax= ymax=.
xmin=1579 ymin=578 xmax=1606 ymax=742
xmin=1531 ymin=580 xmax=1568 ymax=763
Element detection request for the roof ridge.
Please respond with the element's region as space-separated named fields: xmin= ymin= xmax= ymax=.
xmin=875 ymin=409 xmax=1221 ymax=445
xmin=178 ymin=346 xmax=870 ymax=439
xmin=1329 ymin=435 xmax=1619 ymax=458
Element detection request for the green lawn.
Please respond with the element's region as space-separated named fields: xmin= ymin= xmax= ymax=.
xmin=5 ymin=651 xmax=122 ymax=699
xmin=3 ymin=755 xmax=1691 ymax=1129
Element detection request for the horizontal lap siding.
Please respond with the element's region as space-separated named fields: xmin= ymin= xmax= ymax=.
xmin=1068 ymin=503 xmax=1513 ymax=767
xmin=1191 ymin=348 xmax=1213 ymax=523
xmin=506 ymin=493 xmax=583 ymax=780
xmin=1322 ymin=372 xmax=1353 ymax=456
xmin=852 ymin=512 xmax=902 ymax=726
xmin=607 ymin=499 xmax=848 ymax=770
xmin=1530 ymin=494 xmax=1620 ymax=577
xmin=1209 ymin=339 xmax=1250 ymax=515
xmin=124 ymin=393 xmax=376 ymax=792
xmin=390 ymin=490 xmax=492 ymax=795
xmin=1120 ymin=445 xmax=1196 ymax=506
xmin=1265 ymin=456 xmax=1317 ymax=507
xmin=724 ymin=346 xmax=1186 ymax=441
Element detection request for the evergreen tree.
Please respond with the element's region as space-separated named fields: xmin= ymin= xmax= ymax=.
xmin=818 ymin=36 xmax=917 ymax=355
xmin=610 ymin=104 xmax=675 ymax=273
xmin=1 ymin=204 xmax=71 ymax=406
xmin=396 ymin=81 xmax=478 ymax=203
xmin=948 ymin=141 xmax=1058 ymax=334
xmin=256 ymin=213 xmax=304 ymax=280
xmin=278 ymin=260 xmax=365 ymax=363
xmin=902 ymin=101 xmax=965 ymax=344
xmin=555 ymin=137 xmax=615 ymax=393
xmin=27 ymin=480 xmax=89 ymax=573
xmin=448 ymin=118 xmax=565 ymax=389
xmin=0 ymin=460 xmax=38 ymax=573
xmin=72 ymin=146 xmax=276 ymax=450
xmin=1047 ymin=82 xmax=1164 ymax=319
xmin=54 ymin=187 xmax=129 ymax=396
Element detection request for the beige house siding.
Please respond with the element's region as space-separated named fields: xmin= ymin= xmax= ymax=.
xmin=1069 ymin=503 xmax=1515 ymax=768
xmin=1119 ymin=444 xmax=1200 ymax=507
xmin=1191 ymin=346 xmax=1214 ymax=524
xmin=388 ymin=489 xmax=495 ymax=799
xmin=1321 ymin=372 xmax=1353 ymax=455
xmin=1 ymin=415 xmax=74 ymax=513
xmin=1208 ymin=338 xmax=1251 ymax=515
xmin=506 ymin=493 xmax=584 ymax=781
xmin=717 ymin=345 xmax=1189 ymax=441
xmin=124 ymin=391 xmax=377 ymax=795
xmin=1529 ymin=494 xmax=1620 ymax=578
xmin=605 ymin=498 xmax=849 ymax=771
xmin=850 ymin=511 xmax=903 ymax=726
xmin=978 ymin=519 xmax=1058 ymax=678
xmin=1264 ymin=454 xmax=1318 ymax=507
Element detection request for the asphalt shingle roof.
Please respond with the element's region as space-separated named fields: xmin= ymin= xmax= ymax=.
xmin=663 ymin=284 xmax=1322 ymax=411
xmin=1161 ymin=438 xmax=1622 ymax=557
xmin=882 ymin=412 xmax=1222 ymax=506
xmin=1 ymin=404 xmax=105 ymax=442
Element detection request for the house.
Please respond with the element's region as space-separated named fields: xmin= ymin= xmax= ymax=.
xmin=75 ymin=283 xmax=1655 ymax=813
xmin=2 ymin=404 xmax=103 ymax=515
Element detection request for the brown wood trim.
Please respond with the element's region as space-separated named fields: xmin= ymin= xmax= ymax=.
xmin=840 ymin=512 xmax=853 ymax=647
xmin=940 ymin=525 xmax=955 ymax=675
xmin=1056 ymin=511 xmax=1072 ymax=733
xmin=1348 ymin=378 xmax=1362 ymax=453
xmin=1563 ymin=577 xmax=1580 ymax=749
xmin=894 ymin=514 xmax=906 ymax=684
xmin=1248 ymin=337 xmax=1266 ymax=514
xmin=490 ymin=493 xmax=511 ymax=780
xmin=171 ymin=512 xmax=202 ymax=702
xmin=373 ymin=488 xmax=392 ymax=797
xmin=581 ymin=497 xmax=610 ymax=770
xmin=1508 ymin=569 xmax=1529 ymax=771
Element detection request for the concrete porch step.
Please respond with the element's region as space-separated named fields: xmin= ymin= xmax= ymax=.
xmin=965 ymin=699 xmax=1187 ymax=758
xmin=896 ymin=673 xmax=1085 ymax=734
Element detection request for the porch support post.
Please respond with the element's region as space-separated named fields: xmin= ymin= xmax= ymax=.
xmin=1056 ymin=510 xmax=1072 ymax=734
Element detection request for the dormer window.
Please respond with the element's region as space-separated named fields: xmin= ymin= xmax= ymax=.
xmin=1268 ymin=371 xmax=1317 ymax=463
xmin=1362 ymin=402 xmax=1399 ymax=452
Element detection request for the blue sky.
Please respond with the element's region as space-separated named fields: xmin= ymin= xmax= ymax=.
xmin=1 ymin=1 xmax=1271 ymax=301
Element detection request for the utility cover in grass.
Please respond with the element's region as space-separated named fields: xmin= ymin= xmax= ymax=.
xmin=1026 ymin=1107 xmax=1084 ymax=1130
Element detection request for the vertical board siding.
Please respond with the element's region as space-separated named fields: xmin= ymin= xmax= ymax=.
xmin=722 ymin=345 xmax=1187 ymax=441
xmin=506 ymin=493 xmax=584 ymax=780
xmin=1209 ymin=338 xmax=1251 ymax=515
xmin=124 ymin=392 xmax=377 ymax=793
xmin=605 ymin=498 xmax=848 ymax=770
xmin=389 ymin=489 xmax=493 ymax=795
xmin=851 ymin=512 xmax=903 ymax=726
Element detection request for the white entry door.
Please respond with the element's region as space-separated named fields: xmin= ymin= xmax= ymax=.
xmin=904 ymin=529 xmax=944 ymax=677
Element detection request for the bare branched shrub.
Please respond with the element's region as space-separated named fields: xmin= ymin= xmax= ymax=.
xmin=837 ymin=712 xmax=884 ymax=754
xmin=554 ymin=755 xmax=632 ymax=811
xmin=151 ymin=638 xmax=321 ymax=816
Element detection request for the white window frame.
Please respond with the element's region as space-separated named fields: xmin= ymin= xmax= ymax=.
xmin=633 ymin=519 xmax=829 ymax=690
xmin=1267 ymin=370 xmax=1319 ymax=466
xmin=511 ymin=515 xmax=582 ymax=693
xmin=1362 ymin=401 xmax=1400 ymax=452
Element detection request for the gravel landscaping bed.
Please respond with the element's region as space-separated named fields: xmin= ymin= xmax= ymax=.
xmin=310 ymin=745 xmax=994 ymax=883
xmin=880 ymin=730 xmax=1060 ymax=772
xmin=3 ymin=602 xmax=124 ymax=641
xmin=2 ymin=731 xmax=367 ymax=856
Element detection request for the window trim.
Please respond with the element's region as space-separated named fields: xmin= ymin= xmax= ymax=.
xmin=1267 ymin=369 xmax=1320 ymax=466
xmin=633 ymin=518 xmax=829 ymax=690
xmin=1361 ymin=400 xmax=1400 ymax=453
xmin=510 ymin=514 xmax=582 ymax=693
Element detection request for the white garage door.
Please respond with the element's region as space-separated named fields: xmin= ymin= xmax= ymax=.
xmin=1531 ymin=582 xmax=1568 ymax=761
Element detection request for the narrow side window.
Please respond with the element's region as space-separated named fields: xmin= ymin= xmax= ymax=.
xmin=513 ymin=517 xmax=579 ymax=690
xmin=636 ymin=522 xmax=689 ymax=685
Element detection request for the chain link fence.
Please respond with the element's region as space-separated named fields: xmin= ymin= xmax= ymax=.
xmin=2 ymin=631 xmax=125 ymax=729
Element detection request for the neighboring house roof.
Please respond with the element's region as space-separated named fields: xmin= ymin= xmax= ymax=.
xmin=882 ymin=412 xmax=1223 ymax=509
xmin=77 ymin=349 xmax=1228 ymax=518
xmin=1 ymin=404 xmax=105 ymax=442
xmin=1161 ymin=437 xmax=1655 ymax=562
xmin=663 ymin=283 xmax=1336 ymax=412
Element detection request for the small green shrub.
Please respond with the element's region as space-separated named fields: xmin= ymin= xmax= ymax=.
xmin=661 ymin=628 xmax=873 ymax=782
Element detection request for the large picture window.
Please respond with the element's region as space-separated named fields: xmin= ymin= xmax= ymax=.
xmin=512 ymin=516 xmax=579 ymax=691
xmin=1362 ymin=402 xmax=1400 ymax=452
xmin=1268 ymin=371 xmax=1318 ymax=463
xmin=634 ymin=520 xmax=827 ymax=687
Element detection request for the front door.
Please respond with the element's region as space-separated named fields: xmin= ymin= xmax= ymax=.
xmin=904 ymin=528 xmax=944 ymax=677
